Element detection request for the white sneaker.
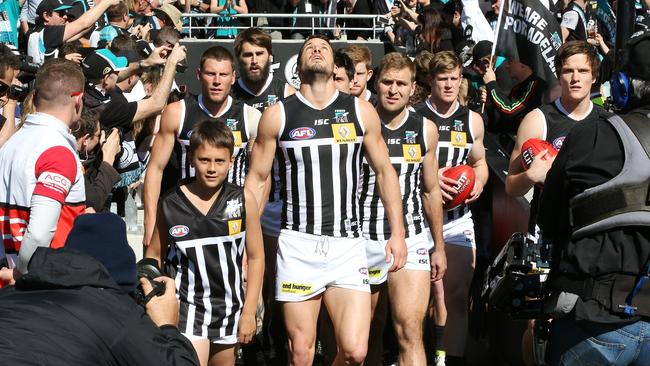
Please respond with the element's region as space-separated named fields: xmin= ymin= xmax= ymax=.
xmin=434 ymin=354 xmax=446 ymax=366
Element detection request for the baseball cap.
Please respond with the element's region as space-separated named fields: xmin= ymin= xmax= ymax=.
xmin=36 ymin=0 xmax=74 ymax=17
xmin=470 ymin=40 xmax=493 ymax=67
xmin=81 ymin=49 xmax=129 ymax=80
xmin=154 ymin=4 xmax=183 ymax=31
xmin=624 ymin=30 xmax=650 ymax=80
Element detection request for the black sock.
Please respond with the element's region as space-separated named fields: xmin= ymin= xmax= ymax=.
xmin=434 ymin=325 xmax=445 ymax=352
xmin=446 ymin=355 xmax=465 ymax=366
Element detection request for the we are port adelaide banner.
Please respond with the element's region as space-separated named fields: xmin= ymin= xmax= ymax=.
xmin=494 ymin=0 xmax=563 ymax=85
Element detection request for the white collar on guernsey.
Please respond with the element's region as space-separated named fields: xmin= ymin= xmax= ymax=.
xmin=198 ymin=95 xmax=232 ymax=118
xmin=363 ymin=89 xmax=372 ymax=101
xmin=426 ymin=98 xmax=459 ymax=118
xmin=554 ymin=98 xmax=593 ymax=121
xmin=236 ymin=74 xmax=274 ymax=97
xmin=24 ymin=112 xmax=76 ymax=146
xmin=295 ymin=90 xmax=339 ymax=110
xmin=382 ymin=109 xmax=410 ymax=131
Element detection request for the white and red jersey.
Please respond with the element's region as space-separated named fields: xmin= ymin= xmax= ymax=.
xmin=0 ymin=113 xmax=86 ymax=255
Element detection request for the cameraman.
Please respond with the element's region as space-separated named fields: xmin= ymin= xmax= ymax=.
xmin=0 ymin=213 xmax=199 ymax=365
xmin=72 ymin=110 xmax=122 ymax=212
xmin=539 ymin=31 xmax=650 ymax=364
xmin=0 ymin=43 xmax=21 ymax=148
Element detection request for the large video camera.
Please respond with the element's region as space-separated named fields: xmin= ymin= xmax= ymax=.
xmin=482 ymin=233 xmax=552 ymax=319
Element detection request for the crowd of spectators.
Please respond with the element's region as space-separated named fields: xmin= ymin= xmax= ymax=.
xmin=1 ymin=0 xmax=649 ymax=364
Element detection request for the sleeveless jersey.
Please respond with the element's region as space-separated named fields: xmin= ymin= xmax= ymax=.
xmin=528 ymin=100 xmax=606 ymax=236
xmin=415 ymin=99 xmax=474 ymax=221
xmin=360 ymin=110 xmax=429 ymax=241
xmin=173 ymin=95 xmax=250 ymax=187
xmin=162 ymin=181 xmax=246 ymax=339
xmin=230 ymin=74 xmax=290 ymax=202
xmin=278 ymin=91 xmax=365 ymax=237
xmin=230 ymin=74 xmax=290 ymax=112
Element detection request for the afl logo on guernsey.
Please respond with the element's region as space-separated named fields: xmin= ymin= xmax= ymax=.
xmin=289 ymin=127 xmax=316 ymax=140
xmin=552 ymin=136 xmax=565 ymax=151
xmin=169 ymin=225 xmax=189 ymax=238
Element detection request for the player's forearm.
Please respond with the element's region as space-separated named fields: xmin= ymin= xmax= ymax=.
xmin=422 ymin=191 xmax=445 ymax=252
xmin=473 ymin=160 xmax=489 ymax=186
xmin=143 ymin=169 xmax=163 ymax=225
xmin=505 ymin=171 xmax=534 ymax=197
xmin=244 ymin=175 xmax=268 ymax=214
xmin=375 ymin=167 xmax=405 ymax=237
xmin=241 ymin=256 xmax=263 ymax=316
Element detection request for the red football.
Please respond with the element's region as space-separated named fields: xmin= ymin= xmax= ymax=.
xmin=521 ymin=138 xmax=558 ymax=170
xmin=442 ymin=164 xmax=475 ymax=210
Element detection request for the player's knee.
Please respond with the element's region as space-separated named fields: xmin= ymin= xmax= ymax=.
xmin=394 ymin=316 xmax=423 ymax=347
xmin=340 ymin=344 xmax=367 ymax=365
xmin=288 ymin=338 xmax=316 ymax=366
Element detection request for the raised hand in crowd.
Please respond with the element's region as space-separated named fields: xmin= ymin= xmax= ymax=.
xmin=102 ymin=128 xmax=122 ymax=167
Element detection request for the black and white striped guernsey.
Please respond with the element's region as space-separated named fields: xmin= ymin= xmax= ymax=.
xmin=360 ymin=110 xmax=429 ymax=241
xmin=415 ymin=99 xmax=474 ymax=221
xmin=230 ymin=74 xmax=290 ymax=113
xmin=230 ymin=75 xmax=289 ymax=202
xmin=174 ymin=95 xmax=250 ymax=187
xmin=162 ymin=181 xmax=246 ymax=340
xmin=278 ymin=91 xmax=365 ymax=237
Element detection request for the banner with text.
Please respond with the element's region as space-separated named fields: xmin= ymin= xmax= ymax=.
xmin=495 ymin=0 xmax=562 ymax=84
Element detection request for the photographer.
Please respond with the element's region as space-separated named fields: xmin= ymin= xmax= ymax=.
xmin=539 ymin=30 xmax=650 ymax=364
xmin=0 ymin=43 xmax=21 ymax=148
xmin=72 ymin=110 xmax=122 ymax=212
xmin=0 ymin=213 xmax=200 ymax=365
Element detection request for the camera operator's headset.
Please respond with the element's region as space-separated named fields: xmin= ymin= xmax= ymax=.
xmin=611 ymin=29 xmax=650 ymax=109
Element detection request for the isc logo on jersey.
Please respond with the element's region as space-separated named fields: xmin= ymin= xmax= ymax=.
xmin=289 ymin=127 xmax=316 ymax=140
xmin=169 ymin=225 xmax=190 ymax=238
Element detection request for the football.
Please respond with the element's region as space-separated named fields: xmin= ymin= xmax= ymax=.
xmin=442 ymin=164 xmax=476 ymax=210
xmin=520 ymin=138 xmax=558 ymax=170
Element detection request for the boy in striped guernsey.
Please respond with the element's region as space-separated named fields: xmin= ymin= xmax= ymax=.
xmin=145 ymin=119 xmax=264 ymax=366
xmin=143 ymin=46 xmax=262 ymax=247
xmin=245 ymin=35 xmax=407 ymax=366
xmin=414 ymin=51 xmax=488 ymax=365
xmin=360 ymin=52 xmax=446 ymax=366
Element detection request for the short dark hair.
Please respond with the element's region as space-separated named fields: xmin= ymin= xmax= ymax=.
xmin=0 ymin=44 xmax=20 ymax=80
xmin=200 ymin=46 xmax=235 ymax=70
xmin=555 ymin=40 xmax=600 ymax=79
xmin=334 ymin=49 xmax=354 ymax=81
xmin=152 ymin=26 xmax=180 ymax=47
xmin=107 ymin=2 xmax=128 ymax=22
xmin=189 ymin=119 xmax=235 ymax=157
xmin=34 ymin=59 xmax=85 ymax=108
xmin=110 ymin=34 xmax=139 ymax=53
xmin=72 ymin=110 xmax=100 ymax=139
xmin=234 ymin=27 xmax=272 ymax=57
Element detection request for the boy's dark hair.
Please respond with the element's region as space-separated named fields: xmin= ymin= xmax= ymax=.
xmin=0 ymin=44 xmax=20 ymax=80
xmin=555 ymin=40 xmax=600 ymax=79
xmin=72 ymin=109 xmax=100 ymax=139
xmin=334 ymin=49 xmax=355 ymax=81
xmin=189 ymin=119 xmax=235 ymax=157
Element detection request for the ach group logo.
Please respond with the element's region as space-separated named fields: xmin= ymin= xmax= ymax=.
xmin=289 ymin=127 xmax=316 ymax=140
xmin=169 ymin=225 xmax=190 ymax=238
